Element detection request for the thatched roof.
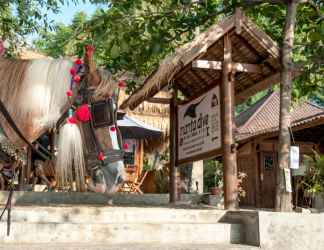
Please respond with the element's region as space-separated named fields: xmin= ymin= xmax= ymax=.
xmin=119 ymin=90 xmax=170 ymax=140
xmin=121 ymin=9 xmax=281 ymax=110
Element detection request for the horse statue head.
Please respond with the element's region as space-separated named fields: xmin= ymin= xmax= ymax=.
xmin=0 ymin=45 xmax=125 ymax=193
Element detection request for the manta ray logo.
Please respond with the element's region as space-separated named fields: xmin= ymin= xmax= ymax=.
xmin=183 ymin=96 xmax=206 ymax=118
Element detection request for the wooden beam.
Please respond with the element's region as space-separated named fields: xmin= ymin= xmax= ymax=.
xmin=192 ymin=60 xmax=222 ymax=70
xmin=147 ymin=97 xmax=171 ymax=104
xmin=235 ymin=7 xmax=243 ymax=35
xmin=193 ymin=60 xmax=262 ymax=73
xmin=236 ymin=73 xmax=281 ymax=104
xmin=221 ymin=33 xmax=238 ymax=210
xmin=233 ymin=63 xmax=262 ymax=73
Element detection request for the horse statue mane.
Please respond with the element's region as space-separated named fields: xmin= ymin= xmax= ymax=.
xmin=0 ymin=47 xmax=125 ymax=193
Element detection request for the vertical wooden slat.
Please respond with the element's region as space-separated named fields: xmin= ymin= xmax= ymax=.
xmin=169 ymin=87 xmax=179 ymax=203
xmin=253 ymin=140 xmax=261 ymax=208
xmin=221 ymin=34 xmax=238 ymax=210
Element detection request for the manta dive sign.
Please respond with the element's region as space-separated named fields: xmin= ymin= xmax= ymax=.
xmin=177 ymin=86 xmax=221 ymax=163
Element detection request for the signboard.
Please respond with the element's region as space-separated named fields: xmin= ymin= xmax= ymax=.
xmin=284 ymin=168 xmax=292 ymax=193
xmin=290 ymin=146 xmax=300 ymax=169
xmin=177 ymin=86 xmax=221 ymax=163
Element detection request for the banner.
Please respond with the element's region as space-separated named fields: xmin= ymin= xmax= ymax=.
xmin=177 ymin=86 xmax=221 ymax=162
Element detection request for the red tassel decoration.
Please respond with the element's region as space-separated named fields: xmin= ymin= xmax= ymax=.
xmin=67 ymin=116 xmax=77 ymax=124
xmin=110 ymin=126 xmax=116 ymax=132
xmin=118 ymin=80 xmax=127 ymax=88
xmin=98 ymin=151 xmax=105 ymax=161
xmin=73 ymin=75 xmax=81 ymax=83
xmin=85 ymin=44 xmax=95 ymax=58
xmin=75 ymin=104 xmax=91 ymax=122
xmin=74 ymin=58 xmax=83 ymax=65
xmin=66 ymin=89 xmax=73 ymax=97
xmin=70 ymin=68 xmax=76 ymax=76
xmin=123 ymin=143 xmax=129 ymax=150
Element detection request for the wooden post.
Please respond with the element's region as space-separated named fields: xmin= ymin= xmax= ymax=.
xmin=169 ymin=87 xmax=179 ymax=203
xmin=26 ymin=146 xmax=32 ymax=185
xmin=18 ymin=161 xmax=26 ymax=190
xmin=221 ymin=34 xmax=238 ymax=210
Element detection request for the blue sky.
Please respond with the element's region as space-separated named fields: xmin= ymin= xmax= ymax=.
xmin=48 ymin=2 xmax=100 ymax=25
xmin=29 ymin=1 xmax=103 ymax=44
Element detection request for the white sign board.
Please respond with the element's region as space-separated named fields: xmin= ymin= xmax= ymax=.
xmin=177 ymin=86 xmax=221 ymax=162
xmin=290 ymin=146 xmax=300 ymax=169
xmin=284 ymin=168 xmax=292 ymax=193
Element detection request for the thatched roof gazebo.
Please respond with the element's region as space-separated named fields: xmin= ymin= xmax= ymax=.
xmin=121 ymin=9 xmax=282 ymax=110
xmin=121 ymin=9 xmax=288 ymax=208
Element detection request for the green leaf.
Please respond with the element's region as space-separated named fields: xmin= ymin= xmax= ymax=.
xmin=110 ymin=43 xmax=120 ymax=59
xmin=309 ymin=31 xmax=321 ymax=42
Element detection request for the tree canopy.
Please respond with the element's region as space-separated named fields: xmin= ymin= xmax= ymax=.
xmin=10 ymin=1 xmax=323 ymax=104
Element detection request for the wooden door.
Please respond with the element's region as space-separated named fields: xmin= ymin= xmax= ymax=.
xmin=260 ymin=152 xmax=277 ymax=208
xmin=238 ymin=155 xmax=256 ymax=207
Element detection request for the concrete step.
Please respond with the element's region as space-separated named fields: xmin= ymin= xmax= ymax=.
xmin=2 ymin=206 xmax=228 ymax=224
xmin=0 ymin=243 xmax=259 ymax=250
xmin=0 ymin=221 xmax=242 ymax=244
xmin=0 ymin=191 xmax=204 ymax=206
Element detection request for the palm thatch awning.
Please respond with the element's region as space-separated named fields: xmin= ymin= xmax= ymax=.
xmin=121 ymin=9 xmax=282 ymax=110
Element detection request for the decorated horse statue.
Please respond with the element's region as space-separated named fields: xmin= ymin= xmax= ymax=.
xmin=0 ymin=45 xmax=125 ymax=192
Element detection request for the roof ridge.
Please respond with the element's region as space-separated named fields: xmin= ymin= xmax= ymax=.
xmin=237 ymin=90 xmax=276 ymax=130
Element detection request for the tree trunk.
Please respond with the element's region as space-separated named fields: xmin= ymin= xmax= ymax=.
xmin=275 ymin=0 xmax=298 ymax=212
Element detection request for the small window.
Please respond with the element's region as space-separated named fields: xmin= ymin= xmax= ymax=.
xmin=264 ymin=154 xmax=274 ymax=171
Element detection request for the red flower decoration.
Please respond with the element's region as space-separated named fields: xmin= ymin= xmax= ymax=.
xmin=110 ymin=126 xmax=116 ymax=132
xmin=75 ymin=104 xmax=91 ymax=122
xmin=118 ymin=80 xmax=127 ymax=88
xmin=85 ymin=44 xmax=95 ymax=58
xmin=73 ymin=75 xmax=81 ymax=83
xmin=66 ymin=89 xmax=73 ymax=97
xmin=97 ymin=151 xmax=105 ymax=161
xmin=70 ymin=67 xmax=76 ymax=76
xmin=67 ymin=116 xmax=77 ymax=124
xmin=74 ymin=58 xmax=83 ymax=65
xmin=123 ymin=143 xmax=129 ymax=150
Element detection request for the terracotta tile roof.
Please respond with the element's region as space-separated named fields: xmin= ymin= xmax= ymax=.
xmin=236 ymin=91 xmax=324 ymax=141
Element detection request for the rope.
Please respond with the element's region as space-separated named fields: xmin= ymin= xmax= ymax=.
xmin=0 ymin=99 xmax=51 ymax=161
xmin=0 ymin=166 xmax=17 ymax=236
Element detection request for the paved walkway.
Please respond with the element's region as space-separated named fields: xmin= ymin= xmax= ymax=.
xmin=0 ymin=243 xmax=259 ymax=250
